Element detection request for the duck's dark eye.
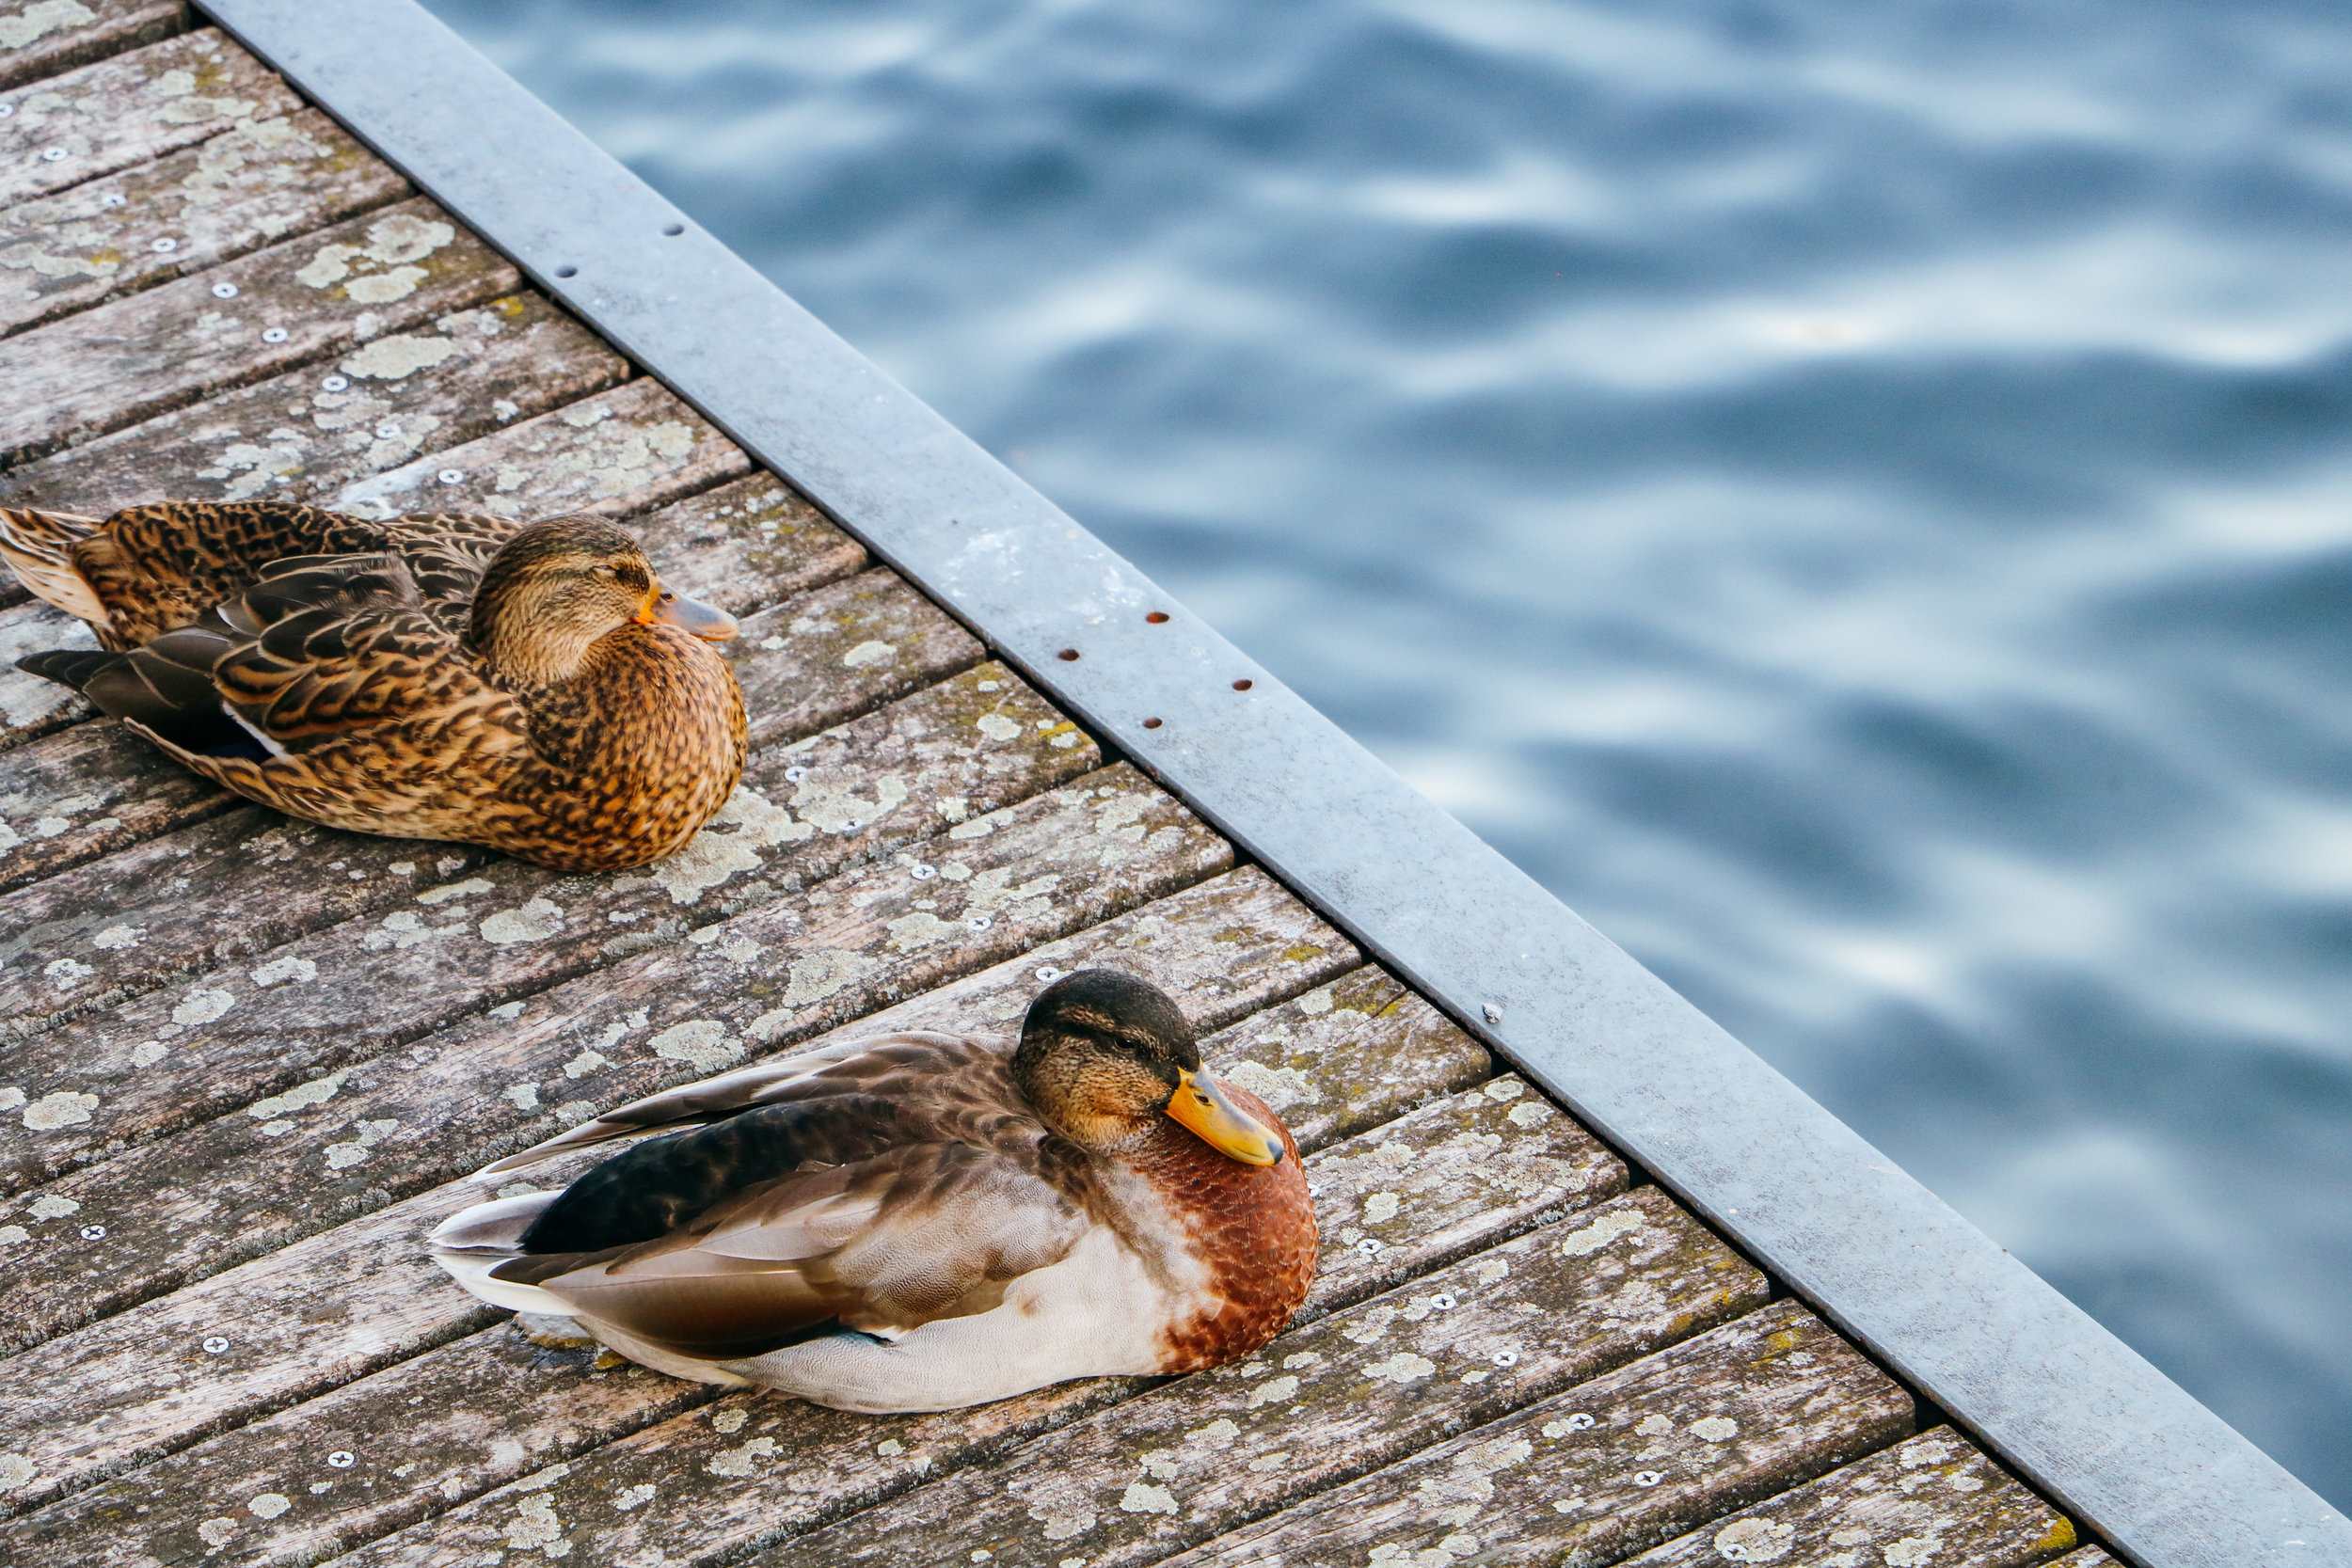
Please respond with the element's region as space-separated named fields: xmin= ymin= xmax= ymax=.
xmin=591 ymin=563 xmax=620 ymax=581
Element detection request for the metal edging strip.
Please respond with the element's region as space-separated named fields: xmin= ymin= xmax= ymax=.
xmin=193 ymin=3 xmax=2351 ymax=1561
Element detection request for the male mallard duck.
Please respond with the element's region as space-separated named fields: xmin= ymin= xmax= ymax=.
xmin=428 ymin=970 xmax=1318 ymax=1412
xmin=0 ymin=499 xmax=746 ymax=873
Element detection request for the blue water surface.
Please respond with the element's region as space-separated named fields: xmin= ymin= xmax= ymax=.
xmin=421 ymin=0 xmax=2352 ymax=1503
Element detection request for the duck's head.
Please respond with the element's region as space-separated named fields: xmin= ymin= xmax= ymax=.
xmin=1012 ymin=970 xmax=1285 ymax=1165
xmin=470 ymin=516 xmax=738 ymax=685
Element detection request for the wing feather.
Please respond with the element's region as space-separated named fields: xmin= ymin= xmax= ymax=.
xmin=463 ymin=1033 xmax=1089 ymax=1362
xmin=188 ymin=555 xmax=501 ymax=749
xmin=504 ymin=1141 xmax=1088 ymax=1359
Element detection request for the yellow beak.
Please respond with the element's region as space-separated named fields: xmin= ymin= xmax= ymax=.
xmin=1166 ymin=1068 xmax=1284 ymax=1165
xmin=636 ymin=581 xmax=739 ymax=641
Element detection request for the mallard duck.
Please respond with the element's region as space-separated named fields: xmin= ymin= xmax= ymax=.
xmin=428 ymin=970 xmax=1318 ymax=1412
xmin=0 ymin=499 xmax=746 ymax=873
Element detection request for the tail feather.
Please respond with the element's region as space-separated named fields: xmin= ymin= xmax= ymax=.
xmin=429 ymin=1191 xmax=575 ymax=1315
xmin=14 ymin=648 xmax=116 ymax=692
xmin=15 ymin=627 xmax=266 ymax=761
xmin=0 ymin=507 xmax=109 ymax=627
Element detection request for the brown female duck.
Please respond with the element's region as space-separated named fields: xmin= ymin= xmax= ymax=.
xmin=0 ymin=499 xmax=746 ymax=872
xmin=428 ymin=970 xmax=1319 ymax=1412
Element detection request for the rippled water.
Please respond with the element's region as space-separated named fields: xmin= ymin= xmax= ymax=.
xmin=421 ymin=0 xmax=2352 ymax=1501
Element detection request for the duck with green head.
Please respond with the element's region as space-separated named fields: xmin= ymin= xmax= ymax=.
xmin=428 ymin=969 xmax=1320 ymax=1411
xmin=1 ymin=499 xmax=746 ymax=872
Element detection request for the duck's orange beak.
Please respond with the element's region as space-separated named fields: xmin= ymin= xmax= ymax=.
xmin=1167 ymin=1068 xmax=1284 ymax=1165
xmin=637 ymin=581 xmax=738 ymax=641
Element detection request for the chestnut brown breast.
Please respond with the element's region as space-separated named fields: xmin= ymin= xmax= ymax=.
xmin=1134 ymin=1081 xmax=1319 ymax=1372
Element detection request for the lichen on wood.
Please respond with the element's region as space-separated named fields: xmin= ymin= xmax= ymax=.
xmin=1155 ymin=1301 xmax=1914 ymax=1568
xmin=635 ymin=471 xmax=864 ymax=619
xmin=0 ymin=1311 xmax=712 ymax=1568
xmin=0 ymin=193 xmax=517 ymax=465
xmin=0 ymin=0 xmax=183 ymax=97
xmin=0 ymin=706 xmax=234 ymax=891
xmin=1204 ymin=971 xmax=1487 ymax=1152
xmin=1620 ymin=1427 xmax=2078 ymax=1568
xmin=0 ymin=28 xmax=295 ymax=208
xmin=331 ymin=376 xmax=749 ymax=523
xmin=0 ymin=291 xmax=624 ymax=522
xmin=0 ymin=105 xmax=405 ymax=340
xmin=0 ymin=598 xmax=93 ymax=747
xmin=723 ymin=569 xmax=981 ymax=752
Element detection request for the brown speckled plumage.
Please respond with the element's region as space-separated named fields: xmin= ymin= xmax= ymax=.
xmin=426 ymin=971 xmax=1319 ymax=1411
xmin=1 ymin=500 xmax=746 ymax=872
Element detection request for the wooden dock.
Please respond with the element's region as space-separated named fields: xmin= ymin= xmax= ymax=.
xmin=0 ymin=6 xmax=2317 ymax=1566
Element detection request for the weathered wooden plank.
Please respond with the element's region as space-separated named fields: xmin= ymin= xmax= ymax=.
xmin=768 ymin=873 xmax=1348 ymax=1085
xmin=1152 ymin=1301 xmax=1915 ymax=1568
xmin=0 ymin=482 xmax=866 ymax=1039
xmin=665 ymin=1188 xmax=1747 ymax=1568
xmin=330 ymin=375 xmax=752 ymax=524
xmin=1 ymin=817 xmax=495 ymax=1037
xmin=634 ymin=472 xmax=866 ymax=620
xmin=0 ymin=193 xmax=517 ymax=466
xmin=0 ymin=0 xmax=182 ymax=95
xmin=7 ymin=1321 xmax=711 ymax=1568
xmin=2048 ymin=1550 xmax=2118 ymax=1567
xmin=0 ymin=28 xmax=294 ymax=208
xmin=0 ymin=291 xmax=625 ymax=520
xmin=0 ymin=106 xmax=406 ymax=340
xmin=0 ymin=717 xmax=230 ymax=891
xmin=0 ymin=669 xmax=1103 ymax=1338
xmin=0 ymin=633 xmax=1077 ymax=1196
xmin=1620 ymin=1428 xmax=2078 ymax=1568
xmin=0 ymin=1041 xmax=1535 ymax=1563
xmin=1206 ymin=972 xmax=1486 ymax=1153
xmin=727 ymin=569 xmax=981 ymax=752
xmin=0 ymin=1176 xmax=508 ymax=1517
xmin=0 ymin=292 xmax=626 ymax=631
